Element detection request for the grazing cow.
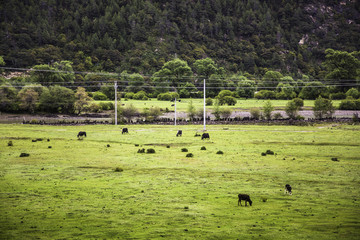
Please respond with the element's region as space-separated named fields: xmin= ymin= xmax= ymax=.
xmin=238 ymin=194 xmax=252 ymax=206
xmin=201 ymin=133 xmax=210 ymax=140
xmin=77 ymin=131 xmax=87 ymax=138
xmin=285 ymin=184 xmax=292 ymax=195
xmin=176 ymin=130 xmax=182 ymax=137
xmin=122 ymin=128 xmax=128 ymax=134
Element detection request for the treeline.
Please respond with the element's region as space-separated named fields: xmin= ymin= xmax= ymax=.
xmin=1 ymin=0 xmax=359 ymax=77
xmin=1 ymin=48 xmax=360 ymax=114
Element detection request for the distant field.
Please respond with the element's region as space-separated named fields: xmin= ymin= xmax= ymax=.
xmin=100 ymin=99 xmax=343 ymax=112
xmin=0 ymin=124 xmax=359 ymax=239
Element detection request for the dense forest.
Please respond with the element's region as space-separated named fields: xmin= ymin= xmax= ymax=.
xmin=1 ymin=0 xmax=359 ymax=76
xmin=0 ymin=0 xmax=360 ymax=115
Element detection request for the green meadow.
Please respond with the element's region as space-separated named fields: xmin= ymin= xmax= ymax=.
xmin=0 ymin=124 xmax=359 ymax=239
xmin=112 ymin=99 xmax=343 ymax=111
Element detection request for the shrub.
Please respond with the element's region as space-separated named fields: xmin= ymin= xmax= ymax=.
xmin=285 ymin=100 xmax=300 ymax=119
xmin=339 ymin=99 xmax=360 ymax=110
xmin=89 ymin=102 xmax=101 ymax=113
xmin=331 ymin=157 xmax=339 ymax=162
xmin=222 ymin=96 xmax=237 ymax=106
xmin=206 ymin=98 xmax=213 ymax=106
xmin=114 ymin=167 xmax=124 ymax=172
xmin=133 ymin=91 xmax=148 ymax=100
xmin=346 ymin=88 xmax=359 ymax=99
xmin=200 ymin=146 xmax=206 ymax=150
xmin=330 ymin=92 xmax=346 ymax=100
xmin=157 ymin=92 xmax=172 ymax=101
xmin=250 ymin=108 xmax=261 ymax=120
xmin=166 ymin=145 xmax=170 ymax=148
xmin=292 ymin=98 xmax=304 ymax=108
xmin=92 ymin=92 xmax=108 ymax=100
xmin=146 ymin=148 xmax=156 ymax=154
xmin=137 ymin=148 xmax=145 ymax=153
xmin=255 ymin=90 xmax=276 ymax=99
xmin=263 ymin=100 xmax=274 ymax=120
xmin=313 ymin=97 xmax=335 ymax=119
xmin=181 ymin=148 xmax=188 ymax=152
xmin=273 ymin=113 xmax=283 ymax=119
xmin=124 ymin=92 xmax=135 ymax=99
xmin=186 ymin=153 xmax=193 ymax=158
xmin=266 ymin=150 xmax=274 ymax=155
xmin=20 ymin=153 xmax=30 ymax=157
xmin=216 ymin=150 xmax=224 ymax=154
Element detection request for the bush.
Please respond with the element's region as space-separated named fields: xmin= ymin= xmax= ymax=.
xmin=216 ymin=150 xmax=224 ymax=154
xmin=114 ymin=167 xmax=124 ymax=172
xmin=88 ymin=102 xmax=101 ymax=113
xmin=186 ymin=153 xmax=194 ymax=157
xmin=124 ymin=92 xmax=135 ymax=99
xmin=261 ymin=152 xmax=266 ymax=156
xmin=273 ymin=113 xmax=283 ymax=119
xmin=181 ymin=148 xmax=188 ymax=152
xmin=313 ymin=97 xmax=335 ymax=119
xmin=292 ymin=98 xmax=304 ymax=108
xmin=206 ymin=98 xmax=213 ymax=106
xmin=265 ymin=150 xmax=274 ymax=155
xmin=285 ymin=100 xmax=300 ymax=119
xmin=157 ymin=92 xmax=172 ymax=101
xmin=255 ymin=90 xmax=277 ymax=99
xmin=146 ymin=148 xmax=156 ymax=154
xmin=99 ymin=102 xmax=114 ymax=111
xmin=92 ymin=92 xmax=108 ymax=100
xmin=330 ymin=92 xmax=346 ymax=100
xmin=200 ymin=146 xmax=206 ymax=150
xmin=137 ymin=148 xmax=145 ymax=153
xmin=224 ymin=96 xmax=237 ymax=105
xmin=339 ymin=99 xmax=360 ymax=110
xmin=20 ymin=153 xmax=30 ymax=157
xmin=133 ymin=91 xmax=148 ymax=100
xmin=346 ymin=88 xmax=359 ymax=99
xmin=250 ymin=108 xmax=261 ymax=120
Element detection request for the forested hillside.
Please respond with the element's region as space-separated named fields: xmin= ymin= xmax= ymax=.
xmin=1 ymin=0 xmax=359 ymax=77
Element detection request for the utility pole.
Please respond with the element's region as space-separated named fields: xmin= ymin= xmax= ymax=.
xmin=203 ymin=78 xmax=206 ymax=131
xmin=114 ymin=81 xmax=118 ymax=125
xmin=174 ymin=97 xmax=177 ymax=126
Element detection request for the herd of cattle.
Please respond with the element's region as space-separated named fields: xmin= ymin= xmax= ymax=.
xmin=76 ymin=128 xmax=292 ymax=206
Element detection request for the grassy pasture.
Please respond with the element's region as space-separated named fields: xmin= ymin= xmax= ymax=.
xmin=0 ymin=124 xmax=359 ymax=239
xmin=111 ymin=99 xmax=343 ymax=112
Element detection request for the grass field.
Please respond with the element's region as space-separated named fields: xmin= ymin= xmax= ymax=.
xmin=110 ymin=99 xmax=343 ymax=112
xmin=0 ymin=124 xmax=359 ymax=239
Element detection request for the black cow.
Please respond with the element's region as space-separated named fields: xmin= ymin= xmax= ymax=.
xmin=176 ymin=130 xmax=182 ymax=137
xmin=77 ymin=131 xmax=87 ymax=138
xmin=201 ymin=133 xmax=210 ymax=140
xmin=238 ymin=194 xmax=252 ymax=206
xmin=285 ymin=184 xmax=292 ymax=195
xmin=122 ymin=128 xmax=128 ymax=134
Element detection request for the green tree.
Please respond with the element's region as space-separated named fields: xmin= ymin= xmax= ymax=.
xmin=236 ymin=76 xmax=256 ymax=98
xmin=263 ymin=100 xmax=274 ymax=120
xmin=299 ymin=82 xmax=326 ymax=100
xmin=74 ymin=87 xmax=92 ymax=115
xmin=152 ymin=59 xmax=193 ymax=92
xmin=323 ymin=49 xmax=360 ymax=92
xmin=313 ymin=96 xmax=335 ymax=119
xmin=126 ymin=73 xmax=145 ymax=93
xmin=285 ymin=99 xmax=300 ymax=119
xmin=187 ymin=100 xmax=196 ymax=120
xmin=0 ymin=85 xmax=19 ymax=112
xmin=18 ymin=88 xmax=39 ymax=113
xmin=39 ymin=86 xmax=75 ymax=113
xmin=260 ymin=71 xmax=283 ymax=89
